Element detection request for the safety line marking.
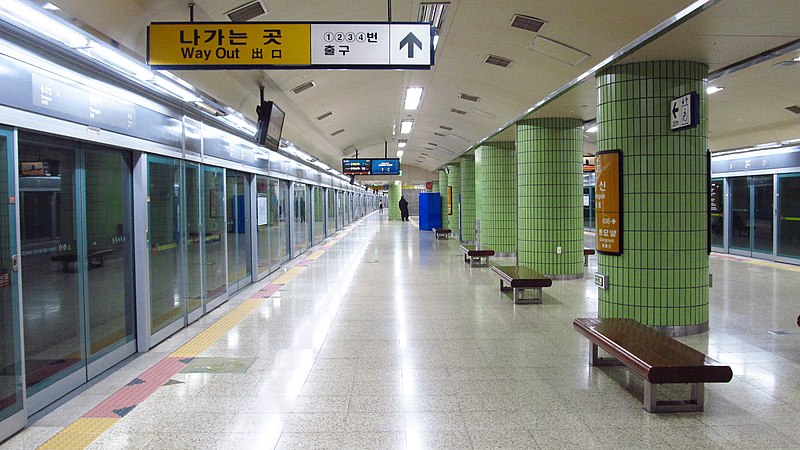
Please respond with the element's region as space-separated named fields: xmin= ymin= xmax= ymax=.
xmin=36 ymin=215 xmax=367 ymax=449
xmin=272 ymin=266 xmax=304 ymax=284
xmin=38 ymin=418 xmax=118 ymax=450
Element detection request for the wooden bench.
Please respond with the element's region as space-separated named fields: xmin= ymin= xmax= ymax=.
xmin=459 ymin=244 xmax=495 ymax=267
xmin=573 ymin=317 xmax=733 ymax=413
xmin=51 ymin=249 xmax=114 ymax=272
xmin=433 ymin=228 xmax=451 ymax=240
xmin=583 ymin=248 xmax=595 ymax=266
xmin=491 ymin=265 xmax=552 ymax=304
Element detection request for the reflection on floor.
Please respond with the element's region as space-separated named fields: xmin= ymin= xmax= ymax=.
xmin=4 ymin=213 xmax=800 ymax=449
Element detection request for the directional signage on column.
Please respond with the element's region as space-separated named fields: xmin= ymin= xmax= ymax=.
xmin=389 ymin=24 xmax=432 ymax=66
xmin=148 ymin=22 xmax=433 ymax=70
xmin=595 ymin=150 xmax=622 ymax=255
xmin=670 ymin=91 xmax=699 ymax=131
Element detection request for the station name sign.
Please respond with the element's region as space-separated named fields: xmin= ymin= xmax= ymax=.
xmin=595 ymin=149 xmax=622 ymax=255
xmin=147 ymin=22 xmax=433 ymax=70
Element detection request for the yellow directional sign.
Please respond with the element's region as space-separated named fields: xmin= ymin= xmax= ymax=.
xmin=147 ymin=22 xmax=433 ymax=69
xmin=148 ymin=23 xmax=311 ymax=67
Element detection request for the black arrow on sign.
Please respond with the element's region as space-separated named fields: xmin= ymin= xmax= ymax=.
xmin=399 ymin=32 xmax=422 ymax=58
xmin=672 ymin=102 xmax=679 ymax=119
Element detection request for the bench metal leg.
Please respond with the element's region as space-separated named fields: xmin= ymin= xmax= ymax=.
xmin=644 ymin=382 xmax=704 ymax=413
xmin=513 ymin=287 xmax=542 ymax=305
xmin=589 ymin=343 xmax=624 ymax=366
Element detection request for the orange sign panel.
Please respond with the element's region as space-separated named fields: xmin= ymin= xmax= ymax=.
xmin=595 ymin=150 xmax=622 ymax=255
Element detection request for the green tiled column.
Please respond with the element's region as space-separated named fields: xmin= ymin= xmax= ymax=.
xmin=431 ymin=181 xmax=439 ymax=193
xmin=476 ymin=142 xmax=517 ymax=254
xmin=388 ymin=183 xmax=401 ymax=221
xmin=596 ymin=60 xmax=709 ymax=335
xmin=460 ymin=154 xmax=476 ymax=243
xmin=517 ymin=118 xmax=584 ymax=279
xmin=447 ymin=163 xmax=461 ymax=233
xmin=438 ymin=170 xmax=448 ymax=228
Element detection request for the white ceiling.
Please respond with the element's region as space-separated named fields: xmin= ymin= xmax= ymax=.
xmin=45 ymin=0 xmax=800 ymax=179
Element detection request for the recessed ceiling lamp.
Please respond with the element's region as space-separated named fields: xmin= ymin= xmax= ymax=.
xmin=706 ymin=86 xmax=724 ymax=94
xmin=401 ymin=120 xmax=413 ymax=134
xmin=292 ymin=80 xmax=316 ymax=94
xmin=398 ymin=140 xmax=407 ymax=148
xmin=397 ymin=150 xmax=404 ymax=158
xmin=585 ymin=125 xmax=598 ymax=133
xmin=419 ymin=2 xmax=448 ymax=50
xmin=404 ymin=87 xmax=424 ymax=110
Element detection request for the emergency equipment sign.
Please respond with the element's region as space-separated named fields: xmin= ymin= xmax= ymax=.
xmin=148 ymin=22 xmax=433 ymax=69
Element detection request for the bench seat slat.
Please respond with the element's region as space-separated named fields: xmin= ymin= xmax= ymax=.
xmin=491 ymin=265 xmax=552 ymax=288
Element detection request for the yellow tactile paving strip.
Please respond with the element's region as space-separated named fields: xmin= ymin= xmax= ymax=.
xmin=36 ymin=218 xmax=369 ymax=449
xmin=307 ymin=250 xmax=325 ymax=260
xmin=714 ymin=254 xmax=800 ymax=272
xmin=272 ymin=266 xmax=304 ymax=285
xmin=38 ymin=418 xmax=118 ymax=450
xmin=170 ymin=297 xmax=265 ymax=358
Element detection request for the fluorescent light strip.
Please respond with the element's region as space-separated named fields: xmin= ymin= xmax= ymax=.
xmin=404 ymin=87 xmax=423 ymax=110
xmin=706 ymin=86 xmax=724 ymax=94
xmin=400 ymin=120 xmax=413 ymax=134
xmin=397 ymin=140 xmax=407 ymax=148
xmin=0 ymin=0 xmax=90 ymax=48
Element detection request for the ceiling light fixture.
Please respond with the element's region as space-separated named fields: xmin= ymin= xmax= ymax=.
xmin=398 ymin=140 xmax=407 ymax=148
xmin=585 ymin=125 xmax=598 ymax=133
xmin=397 ymin=150 xmax=404 ymax=158
xmin=418 ymin=3 xmax=449 ymax=30
xmin=401 ymin=120 xmax=413 ymax=134
xmin=706 ymin=86 xmax=725 ymax=94
xmin=404 ymin=87 xmax=424 ymax=110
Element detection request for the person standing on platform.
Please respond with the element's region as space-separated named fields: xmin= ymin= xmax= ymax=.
xmin=399 ymin=195 xmax=409 ymax=221
xmin=379 ymin=200 xmax=384 ymax=214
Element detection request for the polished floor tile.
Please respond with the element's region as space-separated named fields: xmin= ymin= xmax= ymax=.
xmin=5 ymin=213 xmax=800 ymax=449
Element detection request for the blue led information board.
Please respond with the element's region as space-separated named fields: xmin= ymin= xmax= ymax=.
xmin=371 ymin=158 xmax=400 ymax=175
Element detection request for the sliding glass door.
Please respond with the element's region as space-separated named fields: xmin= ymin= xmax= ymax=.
xmin=19 ymin=132 xmax=135 ymax=413
xmin=0 ymin=127 xmax=24 ymax=441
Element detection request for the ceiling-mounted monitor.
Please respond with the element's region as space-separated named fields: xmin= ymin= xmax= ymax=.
xmin=342 ymin=159 xmax=371 ymax=175
xmin=371 ymin=158 xmax=400 ymax=175
xmin=254 ymin=100 xmax=285 ymax=151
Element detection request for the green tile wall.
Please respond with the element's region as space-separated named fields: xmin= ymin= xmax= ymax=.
xmin=476 ymin=142 xmax=517 ymax=254
xmin=517 ymin=118 xmax=584 ymax=276
xmin=431 ymin=181 xmax=439 ymax=193
xmin=595 ymin=60 xmax=709 ymax=331
xmin=388 ymin=183 xmax=401 ymax=221
xmin=438 ymin=170 xmax=448 ymax=228
xmin=460 ymin=155 xmax=476 ymax=242
xmin=447 ymin=163 xmax=461 ymax=232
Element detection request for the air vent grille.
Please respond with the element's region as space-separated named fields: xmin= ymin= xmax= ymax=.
xmin=330 ymin=129 xmax=345 ymax=136
xmin=485 ymin=54 xmax=513 ymax=68
xmin=450 ymin=108 xmax=468 ymax=115
xmin=316 ymin=111 xmax=333 ymax=120
xmin=434 ymin=132 xmax=445 ymax=137
xmin=226 ymin=1 xmax=267 ymax=22
xmin=292 ymin=81 xmax=316 ymax=94
xmin=786 ymin=105 xmax=800 ymax=115
xmin=439 ymin=125 xmax=453 ymax=131
xmin=459 ymin=93 xmax=480 ymax=102
xmin=510 ymin=14 xmax=546 ymax=32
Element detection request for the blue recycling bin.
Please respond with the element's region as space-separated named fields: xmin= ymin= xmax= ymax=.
xmin=418 ymin=192 xmax=441 ymax=231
